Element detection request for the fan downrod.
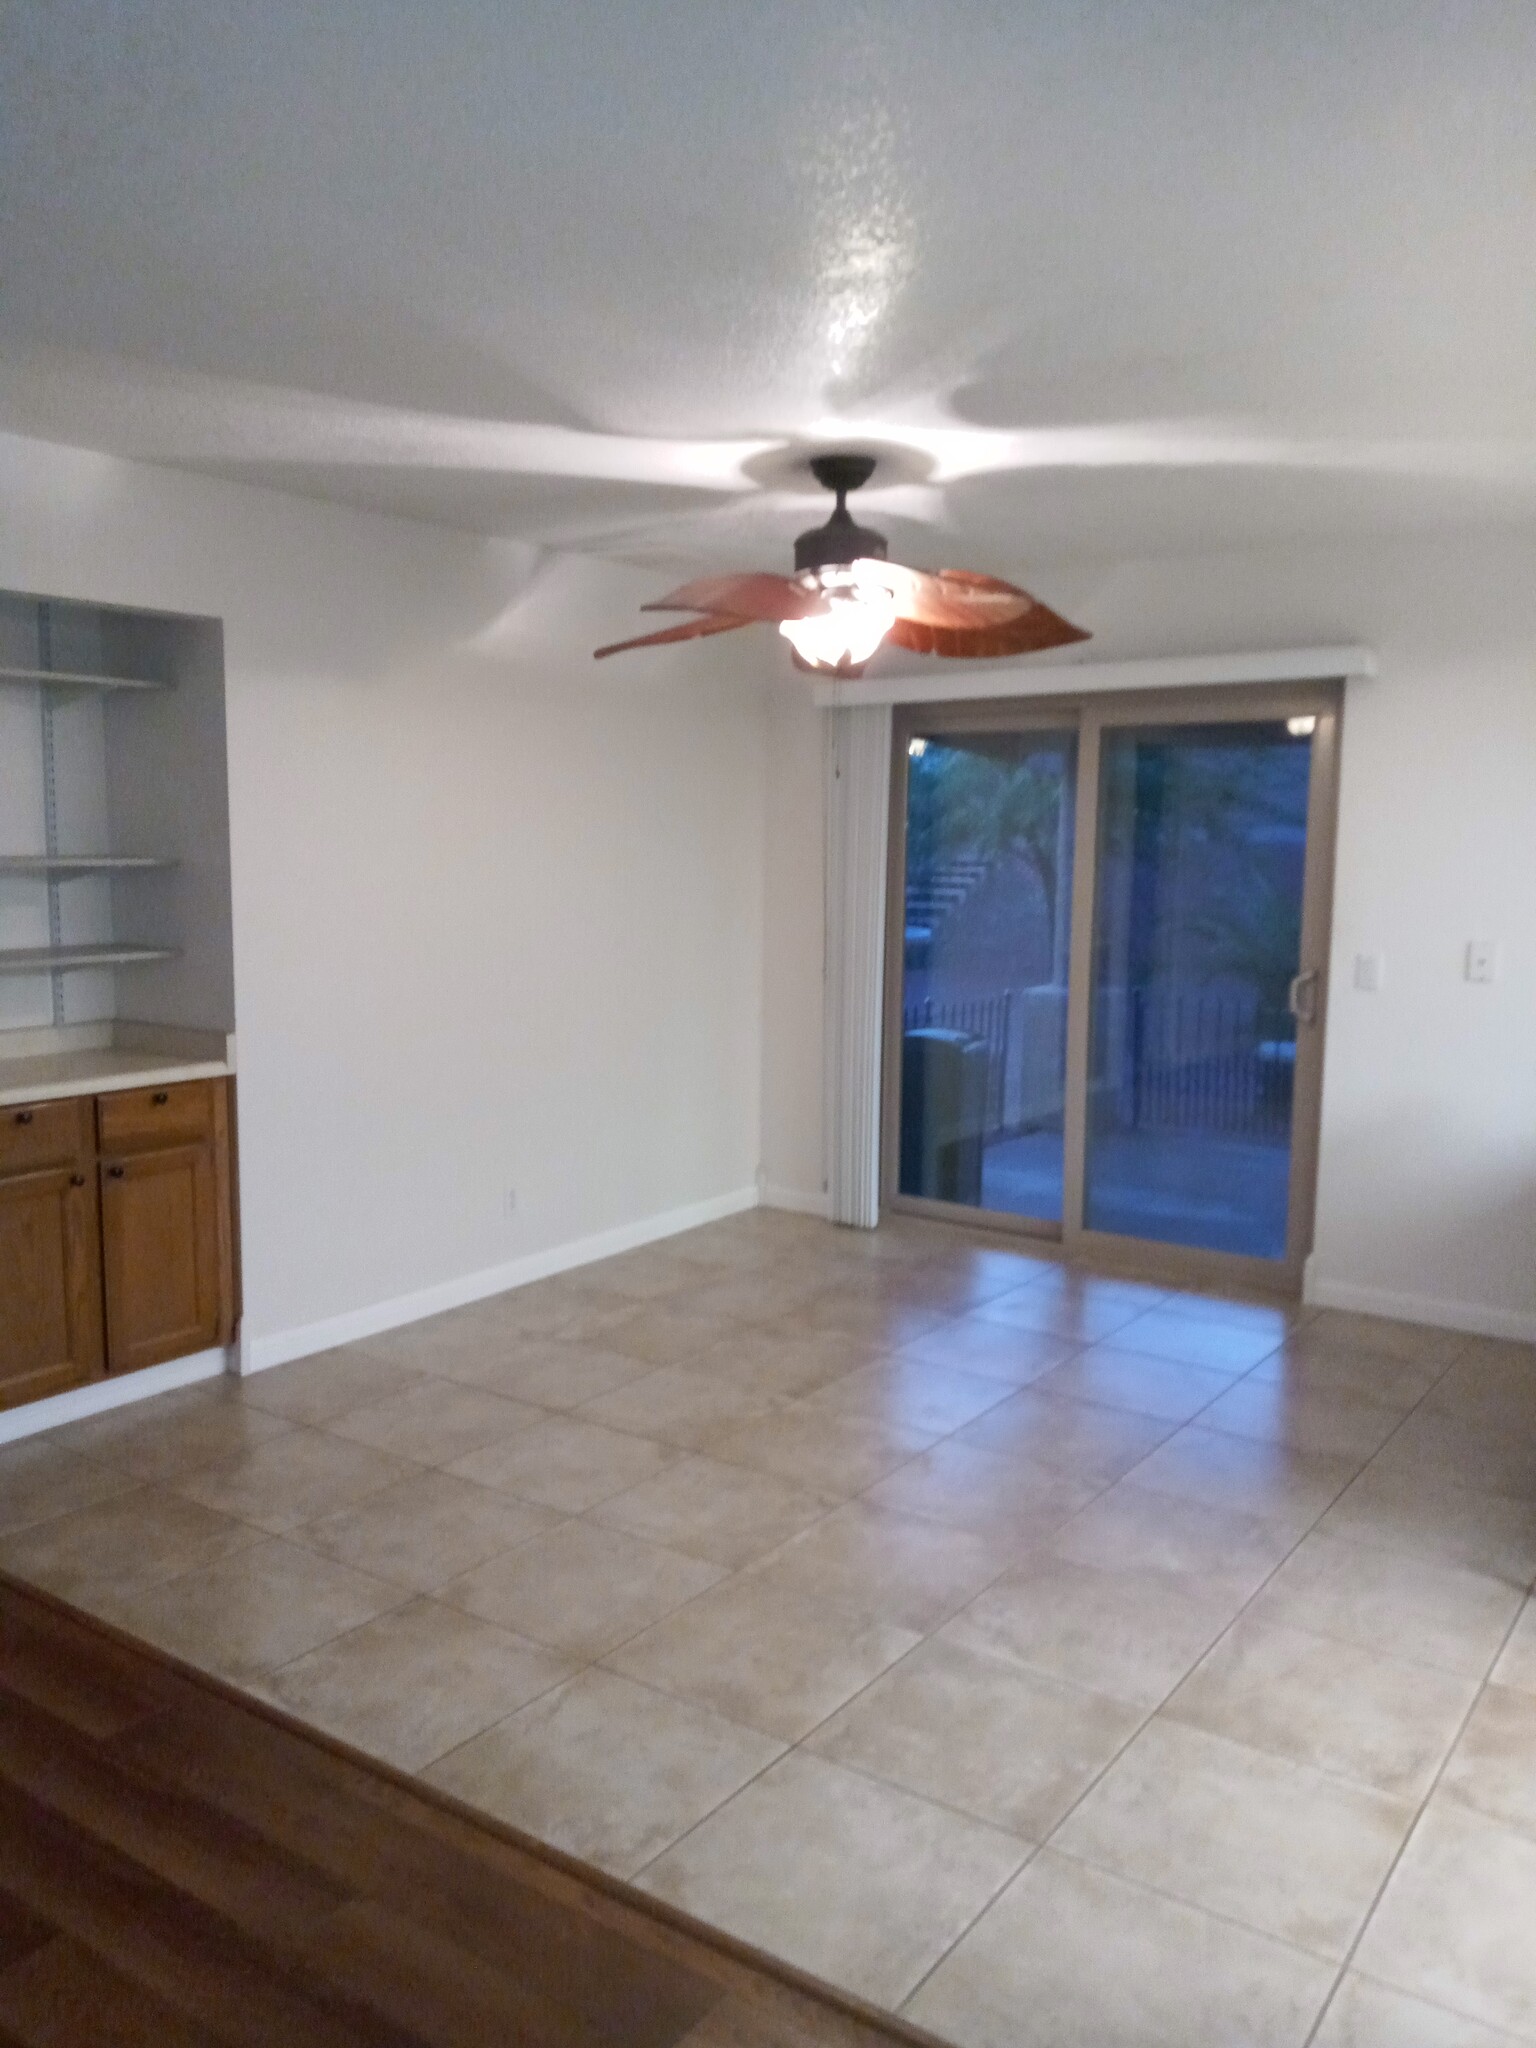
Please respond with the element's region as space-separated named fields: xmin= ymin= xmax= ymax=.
xmin=796 ymin=452 xmax=886 ymax=573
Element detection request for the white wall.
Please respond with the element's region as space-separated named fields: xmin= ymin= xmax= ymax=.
xmin=5 ymin=424 xmax=1528 ymax=1352
xmin=0 ymin=431 xmax=768 ymax=1357
xmin=759 ymin=669 xmax=828 ymax=1212
xmin=105 ymin=610 xmax=237 ymax=1036
xmin=760 ymin=527 xmax=1536 ymax=1338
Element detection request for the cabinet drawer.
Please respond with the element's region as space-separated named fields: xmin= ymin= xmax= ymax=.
xmin=97 ymin=1079 xmax=219 ymax=1154
xmin=0 ymin=1095 xmax=93 ymax=1175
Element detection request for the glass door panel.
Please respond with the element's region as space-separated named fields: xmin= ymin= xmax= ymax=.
xmin=1083 ymin=719 xmax=1313 ymax=1258
xmin=897 ymin=727 xmax=1076 ymax=1223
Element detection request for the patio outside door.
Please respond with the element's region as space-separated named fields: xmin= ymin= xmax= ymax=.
xmin=892 ymin=724 xmax=1078 ymax=1229
xmin=884 ymin=683 xmax=1340 ymax=1291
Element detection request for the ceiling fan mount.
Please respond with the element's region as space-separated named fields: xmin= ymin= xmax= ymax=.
xmin=593 ymin=447 xmax=1090 ymax=675
xmin=806 ymin=450 xmax=877 ymax=496
xmin=795 ymin=453 xmax=889 ymax=573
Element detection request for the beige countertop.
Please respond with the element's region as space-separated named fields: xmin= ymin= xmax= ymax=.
xmin=0 ymin=1048 xmax=233 ymax=1109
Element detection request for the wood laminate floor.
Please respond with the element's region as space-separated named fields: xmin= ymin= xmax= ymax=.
xmin=0 ymin=1572 xmax=939 ymax=2047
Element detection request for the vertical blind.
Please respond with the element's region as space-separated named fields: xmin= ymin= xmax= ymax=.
xmin=823 ymin=704 xmax=892 ymax=1227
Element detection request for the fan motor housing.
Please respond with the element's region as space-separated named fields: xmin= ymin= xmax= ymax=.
xmin=794 ymin=508 xmax=888 ymax=573
xmin=794 ymin=452 xmax=888 ymax=573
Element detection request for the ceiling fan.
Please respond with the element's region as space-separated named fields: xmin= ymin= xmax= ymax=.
xmin=593 ymin=453 xmax=1090 ymax=675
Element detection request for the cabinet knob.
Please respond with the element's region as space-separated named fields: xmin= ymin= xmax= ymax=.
xmin=14 ymin=1110 xmax=33 ymax=1126
xmin=152 ymin=1090 xmax=170 ymax=1105
xmin=106 ymin=1164 xmax=126 ymax=1179
xmin=69 ymin=1173 xmax=86 ymax=1188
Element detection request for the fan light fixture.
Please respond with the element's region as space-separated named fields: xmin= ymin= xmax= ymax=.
xmin=778 ymin=561 xmax=899 ymax=671
xmin=592 ymin=451 xmax=1090 ymax=673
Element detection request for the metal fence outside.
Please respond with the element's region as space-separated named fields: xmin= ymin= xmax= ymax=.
xmin=903 ymin=983 xmax=1294 ymax=1143
xmin=1113 ymin=985 xmax=1294 ymax=1138
xmin=903 ymin=987 xmax=1062 ymax=1137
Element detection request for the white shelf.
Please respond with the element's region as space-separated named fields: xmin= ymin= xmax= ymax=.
xmin=0 ymin=856 xmax=177 ymax=877
xmin=0 ymin=664 xmax=168 ymax=697
xmin=0 ymin=943 xmax=179 ymax=977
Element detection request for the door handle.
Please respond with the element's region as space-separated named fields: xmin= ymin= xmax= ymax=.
xmin=1287 ymin=970 xmax=1320 ymax=1026
xmin=106 ymin=1164 xmax=126 ymax=1180
xmin=14 ymin=1110 xmax=33 ymax=1126
xmin=69 ymin=1173 xmax=86 ymax=1188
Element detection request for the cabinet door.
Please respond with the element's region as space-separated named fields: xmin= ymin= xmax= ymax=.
xmin=100 ymin=1142 xmax=222 ymax=1375
xmin=0 ymin=1162 xmax=105 ymax=1408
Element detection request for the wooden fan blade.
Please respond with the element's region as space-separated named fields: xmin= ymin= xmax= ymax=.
xmin=887 ymin=602 xmax=1090 ymax=660
xmin=883 ymin=562 xmax=1043 ymax=631
xmin=593 ymin=613 xmax=756 ymax=660
xmin=641 ymin=572 xmax=825 ymax=622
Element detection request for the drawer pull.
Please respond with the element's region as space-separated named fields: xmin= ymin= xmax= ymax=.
xmin=152 ymin=1090 xmax=170 ymax=1105
xmin=106 ymin=1164 xmax=125 ymax=1179
xmin=14 ymin=1110 xmax=33 ymax=1126
xmin=70 ymin=1173 xmax=86 ymax=1188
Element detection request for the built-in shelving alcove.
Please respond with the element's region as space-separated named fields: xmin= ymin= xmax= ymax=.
xmin=0 ymin=588 xmax=235 ymax=1057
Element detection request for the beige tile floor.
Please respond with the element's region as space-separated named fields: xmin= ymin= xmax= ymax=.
xmin=4 ymin=1207 xmax=1536 ymax=2045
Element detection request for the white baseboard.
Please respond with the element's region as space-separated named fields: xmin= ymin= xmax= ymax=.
xmin=0 ymin=1347 xmax=231 ymax=1446
xmin=759 ymin=1183 xmax=832 ymax=1219
xmin=1304 ymin=1270 xmax=1536 ymax=1345
xmin=242 ymin=1184 xmax=761 ymax=1374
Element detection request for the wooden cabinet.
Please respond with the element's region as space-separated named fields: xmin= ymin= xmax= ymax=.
xmin=98 ymin=1081 xmax=218 ymax=1153
xmin=0 ymin=1096 xmax=93 ymax=1177
xmin=0 ymin=1079 xmax=235 ymax=1410
xmin=99 ymin=1078 xmax=234 ymax=1375
xmin=0 ymin=1098 xmax=104 ymax=1407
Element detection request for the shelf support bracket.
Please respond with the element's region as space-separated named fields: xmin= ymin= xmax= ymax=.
xmin=37 ymin=603 xmax=65 ymax=1026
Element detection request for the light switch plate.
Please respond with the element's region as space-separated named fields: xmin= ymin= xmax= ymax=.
xmin=1466 ymin=940 xmax=1498 ymax=984
xmin=1353 ymin=953 xmax=1382 ymax=992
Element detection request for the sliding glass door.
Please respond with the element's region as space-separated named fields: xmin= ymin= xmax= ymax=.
xmin=884 ymin=686 xmax=1339 ymax=1287
xmin=1081 ymin=720 xmax=1314 ymax=1260
xmin=894 ymin=725 xmax=1077 ymax=1227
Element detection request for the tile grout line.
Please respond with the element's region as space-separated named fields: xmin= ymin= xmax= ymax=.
xmin=783 ymin=1327 xmax=1302 ymax=2022
xmin=900 ymin=1837 xmax=1363 ymax=2028
xmin=1296 ymin=1419 xmax=1534 ymax=2047
xmin=889 ymin=1486 xmax=1329 ymax=2014
xmin=15 ymin=1281 xmax=996 ymax=1724
xmin=480 ymin=1287 xmax=1162 ymax=1927
xmin=894 ymin=1324 xmax=1483 ymax=2029
xmin=260 ymin=1281 xmax=1522 ymax=2010
xmin=572 ymin=1387 xmax=1152 ymax=1870
xmin=13 ymin=1223 xmax=1529 ymax=2040
xmin=884 ymin=1838 xmax=1040 ymax=2016
xmin=1299 ymin=1598 xmax=1532 ymax=2046
xmin=33 ymin=1313 xmax=1464 ymax=1771
xmin=0 ymin=1290 xmax=1374 ymax=1751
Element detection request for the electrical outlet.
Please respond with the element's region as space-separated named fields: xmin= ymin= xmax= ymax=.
xmin=1465 ymin=940 xmax=1498 ymax=985
xmin=1353 ymin=953 xmax=1382 ymax=992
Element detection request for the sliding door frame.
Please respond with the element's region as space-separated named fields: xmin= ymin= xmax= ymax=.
xmin=881 ymin=698 xmax=1079 ymax=1243
xmin=882 ymin=679 xmax=1344 ymax=1296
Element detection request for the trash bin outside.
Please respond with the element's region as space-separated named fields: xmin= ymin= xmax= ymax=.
xmin=900 ymin=1028 xmax=989 ymax=1205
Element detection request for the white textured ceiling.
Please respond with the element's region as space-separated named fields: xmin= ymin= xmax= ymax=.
xmin=4 ymin=0 xmax=1535 ymax=575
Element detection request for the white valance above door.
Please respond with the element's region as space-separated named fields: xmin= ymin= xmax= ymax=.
xmin=812 ymin=644 xmax=1376 ymax=710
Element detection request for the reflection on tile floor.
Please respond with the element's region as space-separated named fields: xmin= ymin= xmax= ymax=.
xmin=4 ymin=1208 xmax=1536 ymax=2043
